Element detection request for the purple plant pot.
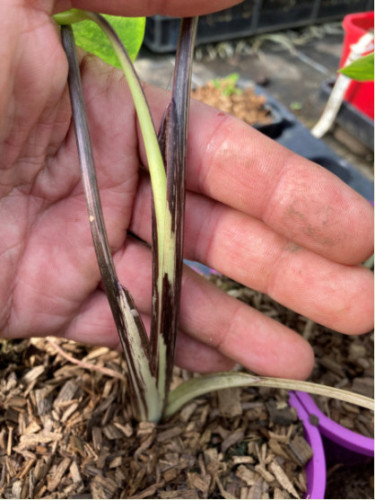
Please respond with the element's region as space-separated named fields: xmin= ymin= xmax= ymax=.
xmin=294 ymin=392 xmax=374 ymax=466
xmin=289 ymin=391 xmax=326 ymax=499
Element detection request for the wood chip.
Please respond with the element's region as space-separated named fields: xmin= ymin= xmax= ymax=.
xmin=232 ymin=456 xmax=255 ymax=465
xmin=157 ymin=426 xmax=183 ymax=442
xmin=108 ymin=456 xmax=122 ymax=469
xmin=318 ymin=356 xmax=345 ymax=377
xmin=129 ymin=482 xmax=163 ymax=499
xmin=23 ymin=365 xmax=45 ymax=383
xmin=273 ymin=487 xmax=290 ymax=499
xmin=7 ymin=396 xmax=27 ymax=408
xmin=215 ymin=475 xmax=235 ymax=499
xmin=47 ymin=457 xmax=71 ymax=492
xmin=102 ymin=424 xmax=123 ymax=440
xmin=159 ymin=489 xmax=199 ymax=499
xmin=54 ymin=380 xmax=80 ymax=407
xmin=221 ymin=428 xmax=244 ymax=454
xmin=34 ymin=388 xmax=52 ymax=416
xmin=217 ymin=387 xmax=243 ymax=417
xmin=180 ymin=402 xmax=198 ymax=422
xmin=255 ymin=463 xmax=275 ymax=483
xmin=247 ymin=475 xmax=264 ymax=499
xmin=113 ymin=421 xmax=133 ymax=437
xmin=236 ymin=465 xmax=256 ymax=486
xmin=266 ymin=399 xmax=297 ymax=426
xmin=24 ymin=421 xmax=42 ymax=435
xmin=351 ymin=377 xmax=374 ymax=398
xmin=70 ymin=460 xmax=82 ymax=484
xmin=19 ymin=431 xmax=62 ymax=449
xmin=188 ymin=472 xmax=211 ymax=495
xmin=164 ymin=468 xmax=178 ymax=482
xmin=90 ymin=474 xmax=118 ymax=498
xmin=269 ymin=461 xmax=300 ymax=498
xmin=287 ymin=436 xmax=313 ymax=466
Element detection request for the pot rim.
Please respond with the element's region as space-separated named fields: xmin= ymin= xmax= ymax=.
xmin=289 ymin=391 xmax=326 ymax=499
xmin=293 ymin=391 xmax=374 ymax=457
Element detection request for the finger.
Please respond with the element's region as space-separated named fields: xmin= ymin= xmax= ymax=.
xmin=65 ymin=237 xmax=314 ymax=379
xmin=64 ymin=300 xmax=235 ymax=373
xmin=57 ymin=0 xmax=242 ymax=17
xmin=175 ymin=332 xmax=236 ymax=373
xmin=138 ymin=86 xmax=373 ymax=266
xmin=131 ymin=174 xmax=374 ymax=335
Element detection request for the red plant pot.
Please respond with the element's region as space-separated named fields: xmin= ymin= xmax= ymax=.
xmin=340 ymin=11 xmax=374 ymax=119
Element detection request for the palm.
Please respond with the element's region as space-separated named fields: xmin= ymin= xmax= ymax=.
xmin=0 ymin=6 xmax=140 ymax=345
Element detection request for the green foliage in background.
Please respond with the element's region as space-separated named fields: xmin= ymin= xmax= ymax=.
xmin=339 ymin=52 xmax=374 ymax=81
xmin=212 ymin=73 xmax=243 ymax=96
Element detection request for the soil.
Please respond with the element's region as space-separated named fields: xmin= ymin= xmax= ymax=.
xmin=0 ymin=338 xmax=311 ymax=499
xmin=325 ymin=461 xmax=374 ymax=499
xmin=191 ymin=79 xmax=273 ymax=127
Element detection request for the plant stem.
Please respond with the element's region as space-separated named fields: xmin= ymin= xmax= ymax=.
xmin=60 ymin=11 xmax=197 ymax=422
xmin=84 ymin=12 xmax=167 ymax=255
xmin=54 ymin=8 xmax=88 ymax=25
xmin=150 ymin=17 xmax=198 ymax=409
xmin=165 ymin=372 xmax=374 ymax=419
xmin=61 ymin=25 xmax=161 ymax=422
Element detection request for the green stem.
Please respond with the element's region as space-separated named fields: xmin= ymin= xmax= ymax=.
xmin=85 ymin=12 xmax=167 ymax=256
xmin=54 ymin=8 xmax=88 ymax=25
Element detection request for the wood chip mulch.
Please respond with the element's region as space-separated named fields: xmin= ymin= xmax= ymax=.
xmin=0 ymin=337 xmax=311 ymax=499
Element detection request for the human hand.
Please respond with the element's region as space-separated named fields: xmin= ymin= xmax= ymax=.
xmin=0 ymin=0 xmax=373 ymax=380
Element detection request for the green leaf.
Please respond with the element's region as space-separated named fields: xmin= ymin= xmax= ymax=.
xmin=55 ymin=10 xmax=145 ymax=64
xmin=290 ymin=101 xmax=302 ymax=111
xmin=73 ymin=15 xmax=145 ymax=64
xmin=225 ymin=72 xmax=240 ymax=84
xmin=165 ymin=372 xmax=374 ymax=419
xmin=339 ymin=52 xmax=374 ymax=81
xmin=210 ymin=73 xmax=242 ymax=96
xmin=165 ymin=372 xmax=260 ymax=419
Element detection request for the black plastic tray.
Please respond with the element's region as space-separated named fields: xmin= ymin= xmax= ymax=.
xmin=144 ymin=1 xmax=258 ymax=53
xmin=144 ymin=0 xmax=373 ymax=53
xmin=252 ymin=100 xmax=285 ymax=139
xmin=254 ymin=0 xmax=316 ymax=32
xmin=319 ymin=79 xmax=374 ymax=151
xmin=316 ymin=0 xmax=371 ymax=23
xmin=251 ymin=82 xmax=374 ymax=201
